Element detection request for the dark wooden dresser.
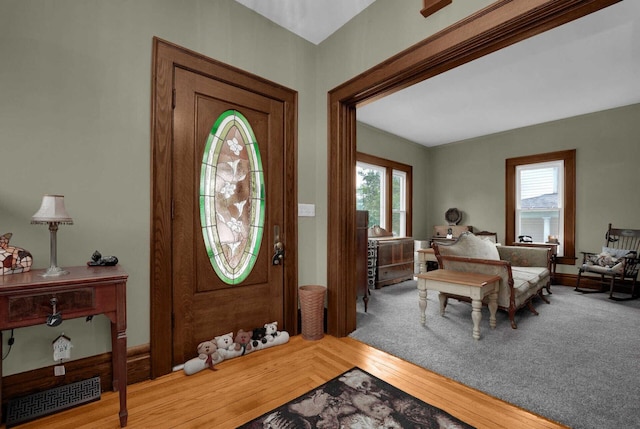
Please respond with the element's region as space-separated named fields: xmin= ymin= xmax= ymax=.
xmin=369 ymin=237 xmax=414 ymax=288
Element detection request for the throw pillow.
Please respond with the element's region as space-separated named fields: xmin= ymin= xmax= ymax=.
xmin=588 ymin=252 xmax=619 ymax=268
xmin=601 ymin=246 xmax=634 ymax=259
xmin=439 ymin=232 xmax=500 ymax=260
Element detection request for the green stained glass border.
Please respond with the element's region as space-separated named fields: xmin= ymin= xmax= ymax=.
xmin=200 ymin=110 xmax=265 ymax=285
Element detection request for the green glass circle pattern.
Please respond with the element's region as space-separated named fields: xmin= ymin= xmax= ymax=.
xmin=200 ymin=110 xmax=265 ymax=285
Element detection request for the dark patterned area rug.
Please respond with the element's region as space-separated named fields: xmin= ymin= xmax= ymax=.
xmin=237 ymin=367 xmax=474 ymax=428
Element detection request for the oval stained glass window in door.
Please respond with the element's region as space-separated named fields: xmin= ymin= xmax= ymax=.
xmin=200 ymin=110 xmax=265 ymax=285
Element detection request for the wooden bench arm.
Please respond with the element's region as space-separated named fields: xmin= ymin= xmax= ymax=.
xmin=436 ymin=255 xmax=514 ymax=287
xmin=579 ymin=251 xmax=599 ymax=264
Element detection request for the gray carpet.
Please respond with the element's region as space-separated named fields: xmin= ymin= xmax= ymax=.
xmin=350 ymin=281 xmax=640 ymax=429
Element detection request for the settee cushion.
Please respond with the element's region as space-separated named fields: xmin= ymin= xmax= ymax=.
xmin=512 ymin=266 xmax=549 ymax=285
xmin=511 ymin=267 xmax=549 ymax=302
xmin=438 ymin=233 xmax=500 ymax=261
xmin=582 ymin=247 xmax=637 ymax=274
xmin=582 ymin=260 xmax=624 ymax=274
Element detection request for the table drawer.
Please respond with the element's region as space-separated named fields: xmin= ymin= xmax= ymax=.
xmin=8 ymin=289 xmax=95 ymax=322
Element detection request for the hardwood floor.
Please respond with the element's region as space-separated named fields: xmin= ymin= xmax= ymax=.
xmin=9 ymin=335 xmax=568 ymax=429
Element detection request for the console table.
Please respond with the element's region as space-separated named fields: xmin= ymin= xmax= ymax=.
xmin=417 ymin=270 xmax=501 ymax=340
xmin=0 ymin=265 xmax=128 ymax=427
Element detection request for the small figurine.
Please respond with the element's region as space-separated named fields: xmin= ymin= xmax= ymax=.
xmin=1 ymin=232 xmax=33 ymax=275
xmin=87 ymin=250 xmax=118 ymax=266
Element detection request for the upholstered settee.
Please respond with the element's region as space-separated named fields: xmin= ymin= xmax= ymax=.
xmin=433 ymin=232 xmax=551 ymax=329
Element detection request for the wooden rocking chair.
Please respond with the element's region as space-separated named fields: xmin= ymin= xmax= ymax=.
xmin=575 ymin=223 xmax=640 ymax=301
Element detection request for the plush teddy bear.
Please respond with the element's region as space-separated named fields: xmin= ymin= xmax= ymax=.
xmin=264 ymin=321 xmax=280 ymax=342
xmin=251 ymin=327 xmax=267 ymax=348
xmin=197 ymin=340 xmax=219 ymax=370
xmin=214 ymin=332 xmax=235 ymax=351
xmin=233 ymin=329 xmax=253 ymax=355
xmin=183 ymin=339 xmax=222 ymax=375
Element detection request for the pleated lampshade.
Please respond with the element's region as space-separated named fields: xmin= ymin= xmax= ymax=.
xmin=31 ymin=195 xmax=74 ymax=225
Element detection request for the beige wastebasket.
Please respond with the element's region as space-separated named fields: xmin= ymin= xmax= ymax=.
xmin=299 ymin=285 xmax=326 ymax=340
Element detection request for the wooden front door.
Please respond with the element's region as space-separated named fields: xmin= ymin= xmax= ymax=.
xmin=151 ymin=38 xmax=298 ymax=376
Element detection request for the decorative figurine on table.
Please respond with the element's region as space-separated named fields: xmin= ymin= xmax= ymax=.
xmin=446 ymin=227 xmax=453 ymax=240
xmin=0 ymin=232 xmax=33 ymax=275
xmin=87 ymin=250 xmax=118 ymax=266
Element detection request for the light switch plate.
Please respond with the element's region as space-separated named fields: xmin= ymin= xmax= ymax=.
xmin=298 ymin=203 xmax=315 ymax=217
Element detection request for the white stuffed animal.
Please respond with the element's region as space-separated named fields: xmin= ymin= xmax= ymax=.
xmin=264 ymin=321 xmax=280 ymax=342
xmin=214 ymin=332 xmax=235 ymax=351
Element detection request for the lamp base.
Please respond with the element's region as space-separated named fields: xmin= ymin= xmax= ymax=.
xmin=40 ymin=266 xmax=70 ymax=277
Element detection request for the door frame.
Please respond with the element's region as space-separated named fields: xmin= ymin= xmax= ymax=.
xmin=150 ymin=37 xmax=298 ymax=378
xmin=326 ymin=0 xmax=618 ymax=336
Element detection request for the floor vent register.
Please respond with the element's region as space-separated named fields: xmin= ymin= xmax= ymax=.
xmin=5 ymin=376 xmax=101 ymax=427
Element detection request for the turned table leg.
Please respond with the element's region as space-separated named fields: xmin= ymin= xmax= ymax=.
xmin=488 ymin=291 xmax=498 ymax=329
xmin=418 ymin=280 xmax=427 ymax=325
xmin=471 ymin=299 xmax=482 ymax=340
xmin=438 ymin=293 xmax=447 ymax=316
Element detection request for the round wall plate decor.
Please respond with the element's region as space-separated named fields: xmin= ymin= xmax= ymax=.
xmin=445 ymin=208 xmax=461 ymax=225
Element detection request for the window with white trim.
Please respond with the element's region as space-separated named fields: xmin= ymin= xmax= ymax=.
xmin=392 ymin=170 xmax=407 ymax=237
xmin=356 ymin=153 xmax=412 ymax=237
xmin=516 ymin=161 xmax=564 ymax=256
xmin=506 ymin=149 xmax=576 ymax=264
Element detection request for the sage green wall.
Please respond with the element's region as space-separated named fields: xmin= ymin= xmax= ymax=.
xmin=356 ymin=123 xmax=431 ymax=240
xmin=313 ymin=0 xmax=495 ymax=284
xmin=427 ymin=103 xmax=640 ymax=273
xmin=0 ymin=0 xmax=319 ymax=376
xmin=0 ymin=0 xmax=495 ymax=375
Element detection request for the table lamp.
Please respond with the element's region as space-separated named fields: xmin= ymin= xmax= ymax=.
xmin=31 ymin=194 xmax=74 ymax=277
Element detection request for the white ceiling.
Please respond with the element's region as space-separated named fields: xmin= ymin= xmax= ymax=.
xmin=235 ymin=0 xmax=640 ymax=147
xmin=233 ymin=0 xmax=376 ymax=45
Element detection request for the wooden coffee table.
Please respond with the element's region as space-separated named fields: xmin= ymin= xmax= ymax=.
xmin=417 ymin=270 xmax=501 ymax=340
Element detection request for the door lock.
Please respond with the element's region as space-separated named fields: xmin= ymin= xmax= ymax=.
xmin=273 ymin=225 xmax=284 ymax=265
xmin=272 ymin=241 xmax=284 ymax=265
